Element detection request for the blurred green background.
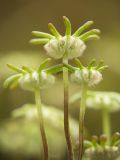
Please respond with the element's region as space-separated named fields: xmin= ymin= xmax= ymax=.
xmin=0 ymin=0 xmax=120 ymax=159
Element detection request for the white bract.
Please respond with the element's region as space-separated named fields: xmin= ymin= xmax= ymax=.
xmin=44 ymin=36 xmax=86 ymax=59
xmin=82 ymin=68 xmax=89 ymax=82
xmin=39 ymin=71 xmax=55 ymax=89
xmin=89 ymin=70 xmax=102 ymax=86
xmin=71 ymin=69 xmax=83 ymax=84
xmin=19 ymin=71 xmax=39 ymax=91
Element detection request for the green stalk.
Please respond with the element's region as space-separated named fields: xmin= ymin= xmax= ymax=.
xmin=63 ymin=58 xmax=74 ymax=160
xmin=78 ymin=83 xmax=87 ymax=160
xmin=34 ymin=89 xmax=48 ymax=160
xmin=102 ymin=107 xmax=111 ymax=143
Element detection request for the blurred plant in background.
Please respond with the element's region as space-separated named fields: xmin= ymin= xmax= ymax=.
xmin=71 ymin=90 xmax=120 ymax=160
xmin=0 ymin=104 xmax=78 ymax=160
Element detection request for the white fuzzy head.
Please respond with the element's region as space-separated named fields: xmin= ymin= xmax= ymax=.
xmin=44 ymin=36 xmax=86 ymax=60
xmin=67 ymin=37 xmax=86 ymax=59
xmin=44 ymin=37 xmax=65 ymax=59
xmin=71 ymin=68 xmax=103 ymax=87
xmin=19 ymin=71 xmax=55 ymax=91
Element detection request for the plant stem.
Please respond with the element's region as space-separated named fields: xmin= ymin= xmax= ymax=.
xmin=63 ymin=58 xmax=74 ymax=160
xmin=34 ymin=89 xmax=48 ymax=160
xmin=102 ymin=107 xmax=111 ymax=143
xmin=78 ymin=83 xmax=87 ymax=160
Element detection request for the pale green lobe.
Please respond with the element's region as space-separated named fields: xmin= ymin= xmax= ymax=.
xmin=9 ymin=80 xmax=19 ymax=90
xmin=96 ymin=60 xmax=104 ymax=69
xmin=38 ymin=58 xmax=51 ymax=72
xmin=79 ymin=29 xmax=101 ymax=40
xmin=100 ymin=135 xmax=107 ymax=147
xmin=7 ymin=64 xmax=26 ymax=74
xmin=82 ymin=35 xmax=100 ymax=42
xmin=98 ymin=65 xmax=108 ymax=72
xmin=3 ymin=74 xmax=21 ymax=88
xmin=84 ymin=140 xmax=93 ymax=148
xmin=63 ymin=16 xmax=71 ymax=35
xmin=114 ymin=139 xmax=120 ymax=146
xmin=111 ymin=132 xmax=120 ymax=146
xmin=63 ymin=63 xmax=76 ymax=73
xmin=30 ymin=38 xmax=49 ymax=45
xmin=73 ymin=21 xmax=94 ymax=37
xmin=48 ymin=23 xmax=61 ymax=38
xmin=74 ymin=58 xmax=84 ymax=69
xmin=22 ymin=66 xmax=33 ymax=73
xmin=32 ymin=31 xmax=54 ymax=39
xmin=88 ymin=59 xmax=96 ymax=69
xmin=45 ymin=64 xmax=63 ymax=74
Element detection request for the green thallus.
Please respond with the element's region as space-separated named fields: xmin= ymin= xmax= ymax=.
xmin=64 ymin=58 xmax=108 ymax=160
xmin=30 ymin=16 xmax=100 ymax=160
xmin=4 ymin=58 xmax=63 ymax=160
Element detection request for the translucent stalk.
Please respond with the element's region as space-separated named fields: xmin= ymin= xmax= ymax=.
xmin=102 ymin=107 xmax=111 ymax=143
xmin=34 ymin=89 xmax=48 ymax=160
xmin=78 ymin=83 xmax=87 ymax=160
xmin=63 ymin=58 xmax=74 ymax=160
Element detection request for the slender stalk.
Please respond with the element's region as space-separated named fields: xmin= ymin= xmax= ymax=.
xmin=78 ymin=83 xmax=87 ymax=160
xmin=63 ymin=58 xmax=74 ymax=160
xmin=102 ymin=107 xmax=111 ymax=143
xmin=34 ymin=89 xmax=48 ymax=160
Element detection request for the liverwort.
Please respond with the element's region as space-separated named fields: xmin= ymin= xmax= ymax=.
xmin=4 ymin=59 xmax=63 ymax=160
xmin=64 ymin=59 xmax=107 ymax=160
xmin=30 ymin=16 xmax=100 ymax=160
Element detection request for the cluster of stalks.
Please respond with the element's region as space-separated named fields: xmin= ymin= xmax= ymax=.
xmin=4 ymin=16 xmax=108 ymax=160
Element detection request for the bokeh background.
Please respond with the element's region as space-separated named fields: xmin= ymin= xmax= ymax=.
xmin=0 ymin=0 xmax=120 ymax=159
